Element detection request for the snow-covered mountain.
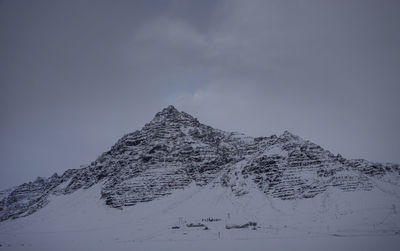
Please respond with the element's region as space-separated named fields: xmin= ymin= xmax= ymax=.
xmin=1 ymin=105 xmax=399 ymax=222
xmin=1 ymin=106 xmax=400 ymax=250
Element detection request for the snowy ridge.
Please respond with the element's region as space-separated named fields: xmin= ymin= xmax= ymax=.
xmin=0 ymin=105 xmax=399 ymax=222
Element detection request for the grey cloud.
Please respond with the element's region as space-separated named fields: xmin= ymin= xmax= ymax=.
xmin=0 ymin=0 xmax=399 ymax=189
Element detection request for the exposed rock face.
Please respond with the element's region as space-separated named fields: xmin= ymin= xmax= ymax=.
xmin=238 ymin=132 xmax=392 ymax=200
xmin=0 ymin=105 xmax=399 ymax=221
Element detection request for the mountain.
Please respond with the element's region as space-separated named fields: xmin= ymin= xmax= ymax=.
xmin=1 ymin=106 xmax=400 ymax=250
xmin=1 ymin=105 xmax=399 ymax=223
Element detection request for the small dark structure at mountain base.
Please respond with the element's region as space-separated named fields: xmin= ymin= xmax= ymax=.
xmin=226 ymin=221 xmax=257 ymax=229
xmin=187 ymin=223 xmax=205 ymax=228
xmin=202 ymin=217 xmax=222 ymax=222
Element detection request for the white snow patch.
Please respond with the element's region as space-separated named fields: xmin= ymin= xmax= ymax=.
xmin=1 ymin=180 xmax=399 ymax=250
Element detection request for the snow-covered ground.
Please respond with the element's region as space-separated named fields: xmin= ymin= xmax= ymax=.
xmin=1 ymin=179 xmax=399 ymax=251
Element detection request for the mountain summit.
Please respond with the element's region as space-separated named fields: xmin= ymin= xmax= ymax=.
xmin=149 ymin=105 xmax=200 ymax=126
xmin=0 ymin=106 xmax=399 ymax=222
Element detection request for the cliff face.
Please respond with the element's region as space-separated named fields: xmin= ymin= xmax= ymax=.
xmin=1 ymin=105 xmax=399 ymax=221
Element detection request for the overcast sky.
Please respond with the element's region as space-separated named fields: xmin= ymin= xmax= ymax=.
xmin=1 ymin=0 xmax=399 ymax=189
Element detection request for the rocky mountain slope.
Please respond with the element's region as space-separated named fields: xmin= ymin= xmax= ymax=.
xmin=1 ymin=105 xmax=399 ymax=222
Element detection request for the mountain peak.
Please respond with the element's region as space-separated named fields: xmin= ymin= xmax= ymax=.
xmin=280 ymin=130 xmax=301 ymax=141
xmin=162 ymin=105 xmax=179 ymax=114
xmin=149 ymin=105 xmax=199 ymax=126
xmin=152 ymin=105 xmax=180 ymax=119
xmin=282 ymin=130 xmax=295 ymax=137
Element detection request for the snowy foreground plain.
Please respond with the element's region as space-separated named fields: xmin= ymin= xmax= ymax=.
xmin=1 ymin=180 xmax=400 ymax=251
